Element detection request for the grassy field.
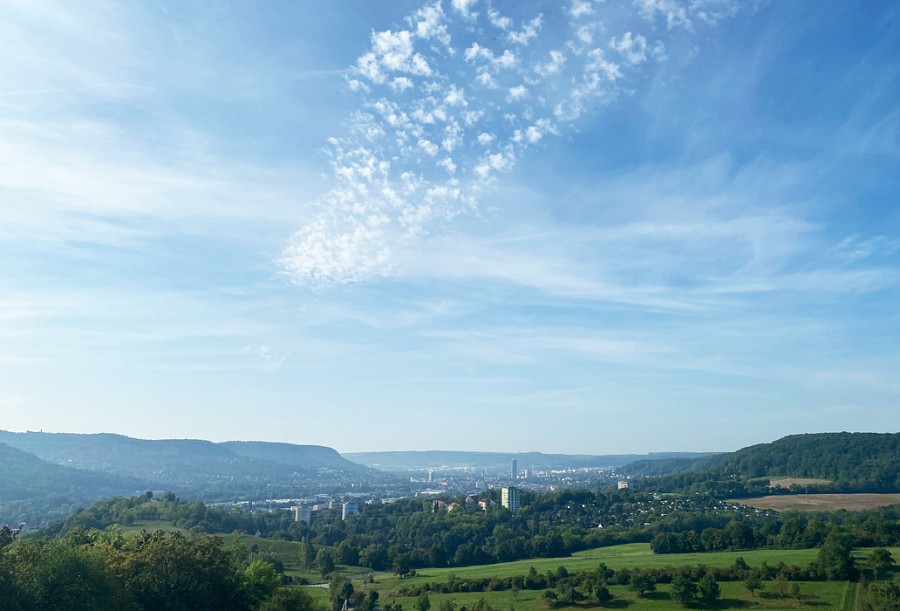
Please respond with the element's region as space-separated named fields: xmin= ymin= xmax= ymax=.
xmin=368 ymin=544 xmax=822 ymax=590
xmin=122 ymin=518 xmax=898 ymax=609
xmin=376 ymin=579 xmax=856 ymax=610
xmin=768 ymin=477 xmax=832 ymax=488
xmin=357 ymin=545 xmax=899 ymax=611
xmin=731 ymin=493 xmax=900 ymax=512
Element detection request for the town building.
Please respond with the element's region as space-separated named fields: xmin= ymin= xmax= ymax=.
xmin=501 ymin=486 xmax=520 ymax=513
xmin=291 ymin=504 xmax=312 ymax=526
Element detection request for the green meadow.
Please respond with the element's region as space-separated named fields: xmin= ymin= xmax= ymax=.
xmin=355 ymin=544 xmax=898 ymax=611
xmin=368 ymin=544 xmax=825 ymax=589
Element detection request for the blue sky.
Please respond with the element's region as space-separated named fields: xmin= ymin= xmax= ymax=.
xmin=1 ymin=0 xmax=898 ymax=454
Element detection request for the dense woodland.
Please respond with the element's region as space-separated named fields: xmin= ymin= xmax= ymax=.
xmin=631 ymin=433 xmax=900 ymax=495
xmin=0 ymin=525 xmax=318 ymax=611
xmin=37 ymin=488 xmax=900 ymax=575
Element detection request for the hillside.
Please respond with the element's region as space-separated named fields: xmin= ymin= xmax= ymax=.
xmin=633 ymin=432 xmax=900 ymax=495
xmin=221 ymin=441 xmax=369 ymax=471
xmin=0 ymin=430 xmax=391 ymax=515
xmin=712 ymin=432 xmax=899 ymax=486
xmin=344 ymin=450 xmax=716 ymax=471
xmin=0 ymin=442 xmax=153 ymax=525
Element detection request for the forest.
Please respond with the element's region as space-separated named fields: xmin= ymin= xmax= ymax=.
xmin=37 ymin=488 xmax=900 ymax=575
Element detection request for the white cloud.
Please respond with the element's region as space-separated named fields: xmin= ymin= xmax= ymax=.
xmin=570 ymin=0 xmax=595 ymax=18
xmin=635 ymin=0 xmax=738 ymax=30
xmin=634 ymin=0 xmax=691 ymax=29
xmin=355 ymin=29 xmax=433 ymax=85
xmin=610 ymin=32 xmax=648 ymax=65
xmin=507 ymin=84 xmax=528 ymax=101
xmin=477 ymin=132 xmax=495 ymax=145
xmin=390 ymin=76 xmax=414 ymax=92
xmin=535 ymin=50 xmax=566 ymax=76
xmin=418 ymin=138 xmax=439 ymax=155
xmin=438 ymin=157 xmax=457 ymax=173
xmin=280 ymin=1 xmax=742 ymax=285
xmin=508 ymin=15 xmax=543 ymax=45
xmin=409 ymin=1 xmax=450 ymax=44
xmin=451 ymin=0 xmax=478 ymax=19
xmin=487 ymin=8 xmax=512 ymax=30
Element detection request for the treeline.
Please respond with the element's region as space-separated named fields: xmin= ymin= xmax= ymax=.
xmin=650 ymin=504 xmax=900 ymax=554
xmin=0 ymin=526 xmax=319 ymax=611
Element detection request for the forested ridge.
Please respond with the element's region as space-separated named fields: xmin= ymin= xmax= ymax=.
xmin=629 ymin=432 xmax=900 ymax=495
xmin=712 ymin=433 xmax=900 ymax=484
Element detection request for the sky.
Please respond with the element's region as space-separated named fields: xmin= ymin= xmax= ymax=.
xmin=1 ymin=0 xmax=899 ymax=455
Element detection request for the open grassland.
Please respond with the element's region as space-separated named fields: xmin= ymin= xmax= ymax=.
xmin=731 ymin=493 xmax=900 ymax=512
xmin=378 ymin=580 xmax=854 ymax=611
xmin=362 ymin=545 xmax=898 ymax=611
xmin=767 ymin=477 xmax=832 ymax=488
xmin=368 ymin=544 xmax=822 ymax=590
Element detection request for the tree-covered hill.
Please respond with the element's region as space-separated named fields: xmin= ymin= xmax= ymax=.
xmin=0 ymin=431 xmax=396 ymax=522
xmin=0 ymin=430 xmax=377 ymax=484
xmin=0 ymin=442 xmax=154 ymax=525
xmin=631 ymin=432 xmax=900 ymax=495
xmin=711 ymin=433 xmax=899 ymax=486
xmin=221 ymin=441 xmax=369 ymax=472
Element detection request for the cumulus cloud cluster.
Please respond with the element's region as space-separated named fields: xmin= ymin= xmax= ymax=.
xmin=280 ymin=0 xmax=736 ymax=286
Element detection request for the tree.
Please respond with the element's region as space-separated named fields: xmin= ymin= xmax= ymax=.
xmin=330 ymin=575 xmax=354 ymax=611
xmin=101 ymin=530 xmax=247 ymax=611
xmin=258 ymin=588 xmax=319 ymax=611
xmin=438 ymin=598 xmax=456 ymax=611
xmin=788 ymin=582 xmax=803 ymax=604
xmin=299 ymin=537 xmax=316 ymax=572
xmin=743 ymin=571 xmax=763 ymax=597
xmin=698 ymin=572 xmax=720 ymax=605
xmin=362 ymin=590 xmax=380 ymax=611
xmin=7 ymin=539 xmax=127 ymax=611
xmin=670 ymin=575 xmax=697 ymax=606
xmin=244 ymin=559 xmax=281 ymax=607
xmin=414 ymin=593 xmax=431 ymax=611
xmin=555 ymin=581 xmax=577 ymax=605
xmin=816 ymin=532 xmax=855 ymax=580
xmin=774 ymin=574 xmax=789 ymax=599
xmin=629 ymin=572 xmax=656 ymax=597
xmin=593 ymin=585 xmax=613 ymax=606
xmin=316 ymin=548 xmax=337 ymax=579
xmin=868 ymin=547 xmax=895 ymax=579
xmin=861 ymin=582 xmax=900 ymax=611
xmin=393 ymin=554 xmax=413 ymax=578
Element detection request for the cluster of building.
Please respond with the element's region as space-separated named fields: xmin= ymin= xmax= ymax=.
xmin=290 ymin=499 xmax=363 ymax=524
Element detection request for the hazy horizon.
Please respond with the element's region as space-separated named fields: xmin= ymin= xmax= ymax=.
xmin=2 ymin=1 xmax=898 ymax=454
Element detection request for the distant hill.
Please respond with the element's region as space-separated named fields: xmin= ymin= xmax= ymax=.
xmin=0 ymin=430 xmax=387 ymax=522
xmin=0 ymin=441 xmax=153 ymax=525
xmin=619 ymin=454 xmax=723 ymax=477
xmin=221 ymin=441 xmax=366 ymax=471
xmin=711 ymin=432 xmax=900 ymax=486
xmin=632 ymin=432 xmax=900 ymax=495
xmin=344 ymin=450 xmax=716 ymax=471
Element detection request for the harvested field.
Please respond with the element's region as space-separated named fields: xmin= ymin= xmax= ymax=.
xmin=730 ymin=493 xmax=900 ymax=512
xmin=768 ymin=477 xmax=831 ymax=488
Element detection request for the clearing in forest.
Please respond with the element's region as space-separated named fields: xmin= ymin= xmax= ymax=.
xmin=731 ymin=493 xmax=900 ymax=512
